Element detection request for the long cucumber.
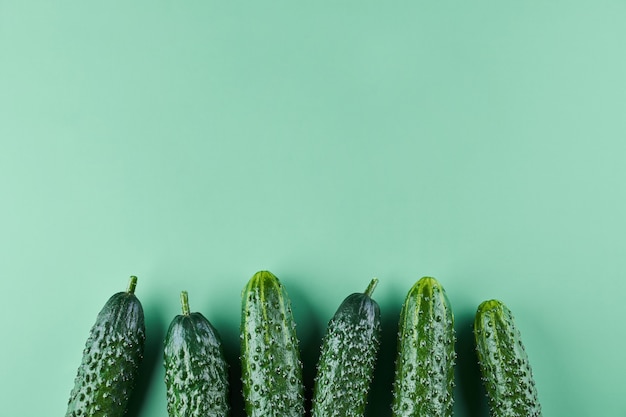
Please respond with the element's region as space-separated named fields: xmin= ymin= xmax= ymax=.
xmin=391 ymin=276 xmax=456 ymax=417
xmin=164 ymin=291 xmax=230 ymax=417
xmin=240 ymin=270 xmax=305 ymax=417
xmin=312 ymin=278 xmax=381 ymax=417
xmin=66 ymin=276 xmax=145 ymax=417
xmin=474 ymin=299 xmax=542 ymax=417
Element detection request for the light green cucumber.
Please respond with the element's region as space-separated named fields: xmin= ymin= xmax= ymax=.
xmin=312 ymin=278 xmax=381 ymax=417
xmin=474 ymin=299 xmax=542 ymax=417
xmin=66 ymin=276 xmax=145 ymax=417
xmin=240 ymin=270 xmax=304 ymax=417
xmin=164 ymin=291 xmax=230 ymax=417
xmin=391 ymin=276 xmax=456 ymax=417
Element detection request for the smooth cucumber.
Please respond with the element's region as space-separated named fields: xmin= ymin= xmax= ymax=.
xmin=391 ymin=276 xmax=456 ymax=417
xmin=312 ymin=278 xmax=381 ymax=417
xmin=66 ymin=276 xmax=145 ymax=417
xmin=240 ymin=270 xmax=304 ymax=417
xmin=474 ymin=299 xmax=542 ymax=417
xmin=164 ymin=291 xmax=230 ymax=417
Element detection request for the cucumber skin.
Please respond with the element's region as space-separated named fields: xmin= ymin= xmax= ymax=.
xmin=391 ymin=277 xmax=456 ymax=417
xmin=312 ymin=290 xmax=381 ymax=417
xmin=240 ymin=271 xmax=305 ymax=417
xmin=474 ymin=300 xmax=542 ymax=417
xmin=66 ymin=289 xmax=145 ymax=417
xmin=164 ymin=311 xmax=230 ymax=417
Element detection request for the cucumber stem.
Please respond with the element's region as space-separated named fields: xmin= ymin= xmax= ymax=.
xmin=127 ymin=276 xmax=138 ymax=294
xmin=364 ymin=278 xmax=379 ymax=297
xmin=181 ymin=291 xmax=190 ymax=315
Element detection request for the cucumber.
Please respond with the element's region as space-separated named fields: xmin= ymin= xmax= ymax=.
xmin=66 ymin=276 xmax=145 ymax=417
xmin=164 ymin=291 xmax=230 ymax=417
xmin=240 ymin=270 xmax=305 ymax=417
xmin=391 ymin=276 xmax=456 ymax=417
xmin=474 ymin=299 xmax=542 ymax=417
xmin=312 ymin=278 xmax=381 ymax=417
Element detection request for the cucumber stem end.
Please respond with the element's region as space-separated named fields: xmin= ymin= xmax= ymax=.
xmin=181 ymin=291 xmax=190 ymax=315
xmin=365 ymin=278 xmax=379 ymax=297
xmin=127 ymin=276 xmax=138 ymax=294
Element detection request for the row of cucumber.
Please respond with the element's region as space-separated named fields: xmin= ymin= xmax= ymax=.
xmin=65 ymin=271 xmax=542 ymax=417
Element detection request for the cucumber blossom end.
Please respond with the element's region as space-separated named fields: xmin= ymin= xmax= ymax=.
xmin=474 ymin=299 xmax=542 ymax=417
xmin=391 ymin=276 xmax=455 ymax=417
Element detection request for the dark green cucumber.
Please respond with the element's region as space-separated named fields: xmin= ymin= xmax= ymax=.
xmin=164 ymin=291 xmax=230 ymax=417
xmin=66 ymin=276 xmax=145 ymax=417
xmin=240 ymin=270 xmax=304 ymax=417
xmin=391 ymin=276 xmax=456 ymax=417
xmin=312 ymin=278 xmax=381 ymax=417
xmin=474 ymin=300 xmax=542 ymax=417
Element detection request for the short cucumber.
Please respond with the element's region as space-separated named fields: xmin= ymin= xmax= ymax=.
xmin=164 ymin=291 xmax=230 ymax=417
xmin=240 ymin=270 xmax=305 ymax=417
xmin=312 ymin=278 xmax=381 ymax=417
xmin=391 ymin=276 xmax=456 ymax=417
xmin=66 ymin=276 xmax=145 ymax=417
xmin=474 ymin=299 xmax=542 ymax=417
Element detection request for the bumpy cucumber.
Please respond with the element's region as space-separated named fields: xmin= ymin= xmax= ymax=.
xmin=240 ymin=270 xmax=305 ymax=417
xmin=312 ymin=278 xmax=381 ymax=417
xmin=164 ymin=291 xmax=230 ymax=417
xmin=391 ymin=276 xmax=456 ymax=417
xmin=474 ymin=300 xmax=542 ymax=417
xmin=66 ymin=276 xmax=145 ymax=417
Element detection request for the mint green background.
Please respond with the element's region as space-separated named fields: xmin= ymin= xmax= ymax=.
xmin=1 ymin=2 xmax=625 ymax=416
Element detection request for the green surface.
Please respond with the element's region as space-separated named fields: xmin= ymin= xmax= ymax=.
xmin=1 ymin=2 xmax=625 ymax=416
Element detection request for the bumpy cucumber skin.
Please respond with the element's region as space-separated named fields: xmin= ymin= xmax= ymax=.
xmin=66 ymin=283 xmax=145 ymax=417
xmin=164 ymin=309 xmax=230 ymax=417
xmin=474 ymin=300 xmax=542 ymax=417
xmin=391 ymin=277 xmax=456 ymax=417
xmin=312 ymin=287 xmax=381 ymax=417
xmin=240 ymin=270 xmax=305 ymax=417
